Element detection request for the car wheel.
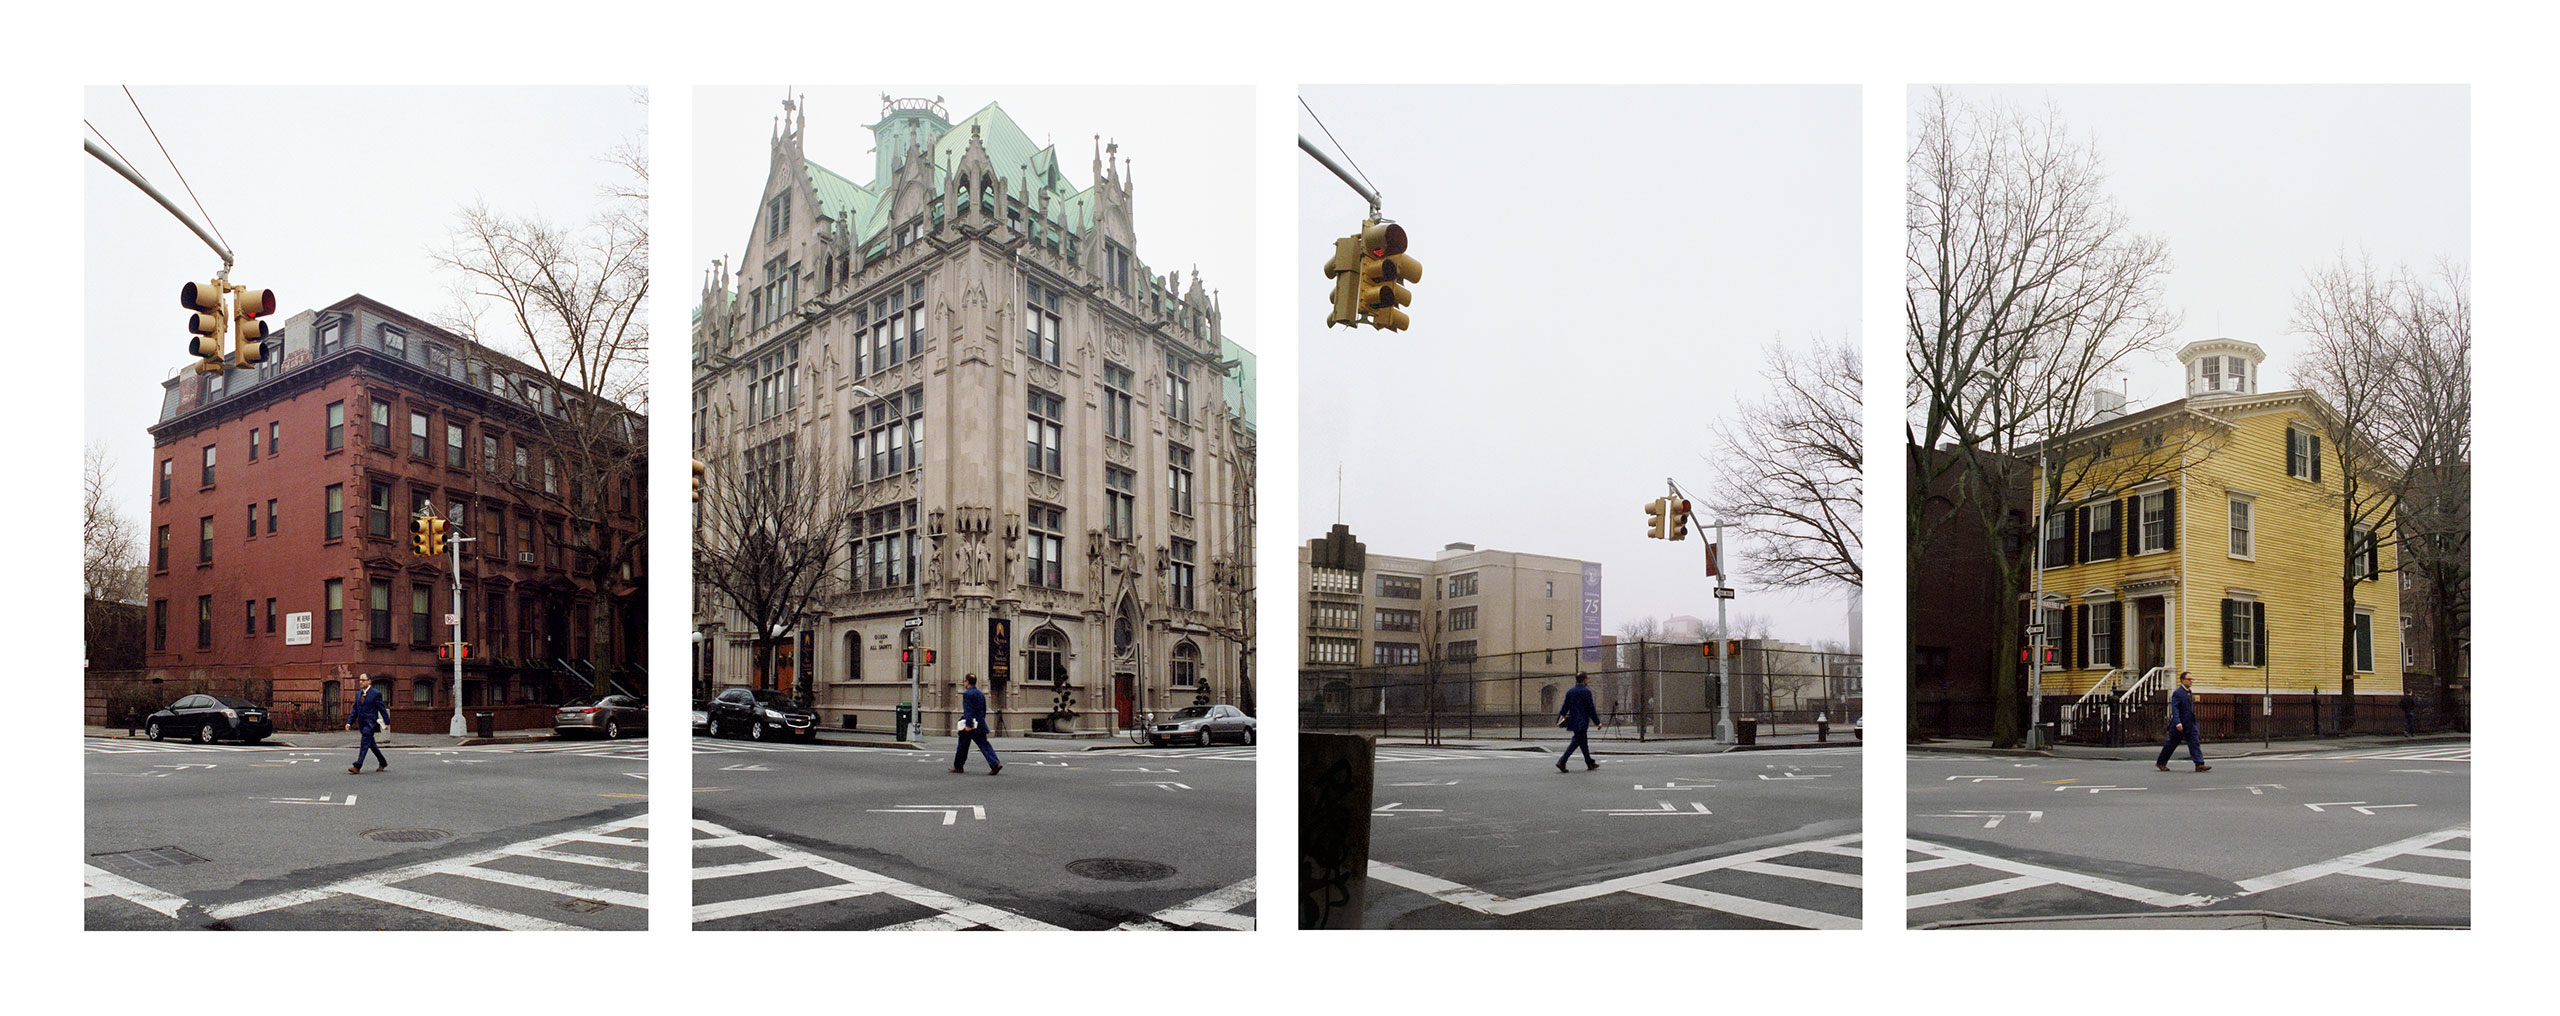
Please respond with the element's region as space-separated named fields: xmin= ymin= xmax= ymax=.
xmin=147 ymin=721 xmax=163 ymax=742
xmin=749 ymin=722 xmax=767 ymax=741
xmin=196 ymin=723 xmax=219 ymax=745
xmin=1242 ymin=727 xmax=1255 ymax=746
xmin=604 ymin=719 xmax=622 ymax=740
xmin=1148 ymin=735 xmax=1164 ymax=747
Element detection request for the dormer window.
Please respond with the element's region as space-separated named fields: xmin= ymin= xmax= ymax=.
xmin=2201 ymin=357 xmax=2222 ymax=391
xmin=2226 ymin=356 xmax=2247 ymax=393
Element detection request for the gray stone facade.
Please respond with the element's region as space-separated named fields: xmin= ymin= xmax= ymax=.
xmin=692 ymin=97 xmax=1254 ymax=736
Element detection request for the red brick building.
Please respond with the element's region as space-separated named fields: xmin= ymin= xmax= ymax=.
xmin=143 ymin=294 xmax=645 ymax=730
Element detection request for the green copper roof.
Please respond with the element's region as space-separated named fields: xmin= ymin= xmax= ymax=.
xmin=803 ymin=158 xmax=874 ymax=229
xmin=819 ymin=101 xmax=1097 ymax=247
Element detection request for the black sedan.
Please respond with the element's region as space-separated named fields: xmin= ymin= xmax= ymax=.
xmin=702 ymin=687 xmax=818 ymax=742
xmin=146 ymin=694 xmax=273 ymax=744
xmin=1147 ymin=704 xmax=1255 ymax=747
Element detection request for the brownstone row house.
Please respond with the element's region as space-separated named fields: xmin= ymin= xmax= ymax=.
xmin=143 ymin=294 xmax=645 ymax=730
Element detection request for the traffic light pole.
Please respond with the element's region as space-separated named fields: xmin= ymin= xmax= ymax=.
xmin=84 ymin=138 xmax=234 ymax=270
xmin=1299 ymin=136 xmax=1381 ymax=220
xmin=1665 ymin=479 xmax=1733 ymax=743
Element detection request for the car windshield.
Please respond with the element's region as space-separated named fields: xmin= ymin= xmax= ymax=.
xmin=1169 ymin=706 xmax=1213 ymax=720
xmin=750 ymin=691 xmax=798 ymax=707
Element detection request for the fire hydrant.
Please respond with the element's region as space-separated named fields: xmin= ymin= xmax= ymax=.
xmin=1816 ymin=712 xmax=1830 ymax=742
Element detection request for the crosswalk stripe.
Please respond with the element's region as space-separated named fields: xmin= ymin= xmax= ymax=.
xmin=342 ymin=882 xmax=583 ymax=931
xmin=1905 ymin=874 xmax=2048 ymax=910
xmin=1114 ymin=878 xmax=1259 ymax=931
xmin=83 ymin=865 xmax=190 ymax=918
xmin=688 ymin=820 xmax=1067 ymax=930
xmin=2232 ymin=824 xmax=2470 ymax=895
xmin=1370 ymin=834 xmax=1863 ymax=922
xmin=1627 ymin=882 xmax=1860 ymax=930
xmin=445 ymin=865 xmax=650 ymax=910
xmin=206 ymin=816 xmax=644 ymax=925
xmin=1731 ymin=860 xmax=1861 ymax=889
xmin=1906 ymin=839 xmax=2217 ymax=909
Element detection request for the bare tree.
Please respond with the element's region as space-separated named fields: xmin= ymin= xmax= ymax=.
xmin=1906 ymin=88 xmax=2182 ymax=747
xmin=2292 ymin=255 xmax=2470 ymax=718
xmin=83 ymin=443 xmax=146 ymax=603
xmin=1616 ymin=615 xmax=1663 ymax=643
xmin=694 ymin=437 xmax=857 ymax=703
xmin=434 ymin=116 xmax=649 ymax=700
xmin=1710 ymin=334 xmax=1862 ymax=589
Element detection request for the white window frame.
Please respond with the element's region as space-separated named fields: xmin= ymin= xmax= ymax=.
xmin=2228 ymin=494 xmax=2255 ymax=560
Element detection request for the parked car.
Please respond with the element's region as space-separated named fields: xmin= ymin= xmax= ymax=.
xmin=553 ymin=695 xmax=647 ymax=739
xmin=703 ymin=687 xmax=818 ymax=741
xmin=146 ymin=694 xmax=273 ymax=744
xmin=690 ymin=701 xmax=710 ymax=735
xmin=1148 ymin=704 xmax=1255 ymax=747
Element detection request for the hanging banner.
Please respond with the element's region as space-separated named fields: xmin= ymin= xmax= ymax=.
xmin=1581 ymin=563 xmax=1604 ymax=663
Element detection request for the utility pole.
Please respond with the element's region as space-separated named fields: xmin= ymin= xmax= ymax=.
xmin=1666 ymin=477 xmax=1733 ymax=743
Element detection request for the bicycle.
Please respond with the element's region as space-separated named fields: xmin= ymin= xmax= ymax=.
xmin=1126 ymin=711 xmax=1154 ymax=745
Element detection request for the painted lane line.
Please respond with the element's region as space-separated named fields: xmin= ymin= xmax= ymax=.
xmin=1906 ymin=874 xmax=2049 ymax=910
xmin=1945 ymin=776 xmax=2022 ymax=782
xmin=209 ymin=817 xmax=642 ymax=921
xmin=2057 ymin=785 xmax=2144 ymax=793
xmin=688 ymin=820 xmax=1061 ymax=930
xmin=1729 ymin=860 xmax=1861 ymax=889
xmin=865 ymin=805 xmax=988 ymax=825
xmin=2232 ymin=825 xmax=2471 ymax=895
xmin=1372 ymin=803 xmax=1443 ymax=816
xmin=1114 ymin=878 xmax=1259 ymax=931
xmin=1114 ymin=782 xmax=1194 ymax=792
xmin=1582 ymin=801 xmax=1713 ymax=817
xmin=2190 ymin=784 xmax=2286 ymax=794
xmin=1756 ymin=773 xmax=1832 ymax=781
xmin=1386 ymin=779 xmax=1464 ymax=787
xmin=82 ymin=865 xmax=190 ymax=918
xmin=1915 ymin=810 xmax=2042 ymax=829
xmin=1905 ymin=839 xmax=2217 ymax=909
xmin=1368 ymin=833 xmax=1865 ymax=919
xmin=1626 ymin=882 xmax=1860 ymax=930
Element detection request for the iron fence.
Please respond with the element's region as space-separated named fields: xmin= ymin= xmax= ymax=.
xmin=1299 ymin=640 xmax=1861 ymax=743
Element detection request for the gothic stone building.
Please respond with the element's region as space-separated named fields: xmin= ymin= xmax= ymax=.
xmin=692 ymin=96 xmax=1254 ymax=736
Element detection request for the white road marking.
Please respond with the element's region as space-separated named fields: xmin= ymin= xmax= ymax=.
xmin=2232 ymin=824 xmax=2470 ymax=895
xmin=1114 ymin=878 xmax=1259 ymax=931
xmin=1904 ymin=839 xmax=2218 ymax=910
xmin=864 ymin=805 xmax=986 ymax=825
xmin=205 ymin=816 xmax=648 ymax=928
xmin=690 ymin=820 xmax=1063 ymax=930
xmin=82 ymin=865 xmax=190 ymax=918
xmin=1368 ymin=833 xmax=1862 ymax=927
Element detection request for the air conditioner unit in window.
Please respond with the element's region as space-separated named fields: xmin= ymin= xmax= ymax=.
xmin=518 ymin=552 xmax=536 ymax=564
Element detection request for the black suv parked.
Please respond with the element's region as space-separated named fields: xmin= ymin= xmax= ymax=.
xmin=702 ymin=687 xmax=818 ymax=742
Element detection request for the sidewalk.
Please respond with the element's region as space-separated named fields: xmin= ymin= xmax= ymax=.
xmin=1909 ymin=730 xmax=2469 ymax=761
xmin=803 ymin=729 xmax=1219 ymax=754
xmin=84 ymin=724 xmax=559 ymax=749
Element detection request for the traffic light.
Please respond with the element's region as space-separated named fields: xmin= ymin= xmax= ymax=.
xmin=437 ymin=642 xmax=476 ymax=661
xmin=230 ymin=286 xmax=276 ymax=367
xmin=181 ymin=279 xmax=227 ymax=366
xmin=1645 ymin=497 xmax=1669 ymax=539
xmin=1668 ymin=499 xmax=1692 ymax=541
xmin=1727 ymin=639 xmax=1742 ymax=660
xmin=1321 ymin=235 xmax=1364 ymax=328
xmin=901 ymin=647 xmax=937 ymax=665
xmin=691 ymin=459 xmax=706 ymax=502
xmin=1355 ymin=220 xmax=1421 ymax=331
xmin=412 ymin=516 xmax=447 ymax=557
xmin=1701 ymin=641 xmax=1718 ymax=660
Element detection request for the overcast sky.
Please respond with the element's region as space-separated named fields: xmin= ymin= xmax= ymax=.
xmin=690 ymin=86 xmax=1255 ymax=359
xmin=82 ymin=85 xmax=643 ymax=518
xmin=1922 ymin=85 xmax=2470 ymax=409
xmin=1297 ymin=85 xmax=1861 ymax=647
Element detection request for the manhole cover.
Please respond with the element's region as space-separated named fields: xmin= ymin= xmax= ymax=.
xmin=1067 ymin=858 xmax=1176 ymax=882
xmin=92 ymin=846 xmax=208 ymax=873
xmin=363 ymin=829 xmax=452 ymax=843
xmin=554 ymin=898 xmax=608 ymax=914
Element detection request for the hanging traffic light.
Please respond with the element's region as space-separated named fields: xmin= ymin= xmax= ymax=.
xmin=181 ymin=279 xmax=227 ymax=368
xmin=691 ymin=459 xmax=706 ymax=502
xmin=1355 ymin=220 xmax=1421 ymax=331
xmin=1645 ymin=497 xmax=1669 ymax=539
xmin=1321 ymin=235 xmax=1364 ymax=328
xmin=1668 ymin=499 xmax=1692 ymax=541
xmin=231 ymin=286 xmax=276 ymax=367
xmin=413 ymin=516 xmax=435 ymax=557
xmin=437 ymin=642 xmax=476 ymax=661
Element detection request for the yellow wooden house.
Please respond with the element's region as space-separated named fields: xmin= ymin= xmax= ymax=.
xmin=2031 ymin=339 xmax=2400 ymax=738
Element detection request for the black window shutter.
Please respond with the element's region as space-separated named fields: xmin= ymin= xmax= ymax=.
xmin=2252 ymin=601 xmax=2269 ymax=668
xmin=2072 ymin=505 xmax=2086 ymax=564
xmin=2065 ymin=604 xmax=2078 ymax=670
xmin=2110 ymin=602 xmax=2124 ymax=667
xmin=2310 ymin=435 xmax=2322 ymax=483
xmin=2221 ymin=599 xmax=2237 ymax=666
xmin=2163 ymin=489 xmax=2177 ymax=550
xmin=2285 ymin=428 xmax=2300 ymax=477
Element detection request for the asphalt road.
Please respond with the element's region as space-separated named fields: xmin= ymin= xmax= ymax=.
xmin=689 ymin=737 xmax=1257 ymax=930
xmin=1906 ymin=743 xmax=2471 ymax=928
xmin=1358 ymin=745 xmax=1863 ymax=929
xmin=84 ymin=738 xmax=651 ymax=930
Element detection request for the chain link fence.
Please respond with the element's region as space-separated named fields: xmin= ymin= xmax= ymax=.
xmin=1300 ymin=641 xmax=1861 ymax=743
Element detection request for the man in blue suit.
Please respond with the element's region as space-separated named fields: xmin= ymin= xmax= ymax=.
xmin=2155 ymin=671 xmax=2210 ymax=772
xmin=345 ymin=672 xmax=389 ymax=775
xmin=950 ymin=673 xmax=1002 ymax=775
xmin=1556 ymin=672 xmax=1600 ymax=772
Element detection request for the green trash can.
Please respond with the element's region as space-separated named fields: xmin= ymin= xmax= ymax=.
xmin=895 ymin=702 xmax=915 ymax=741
